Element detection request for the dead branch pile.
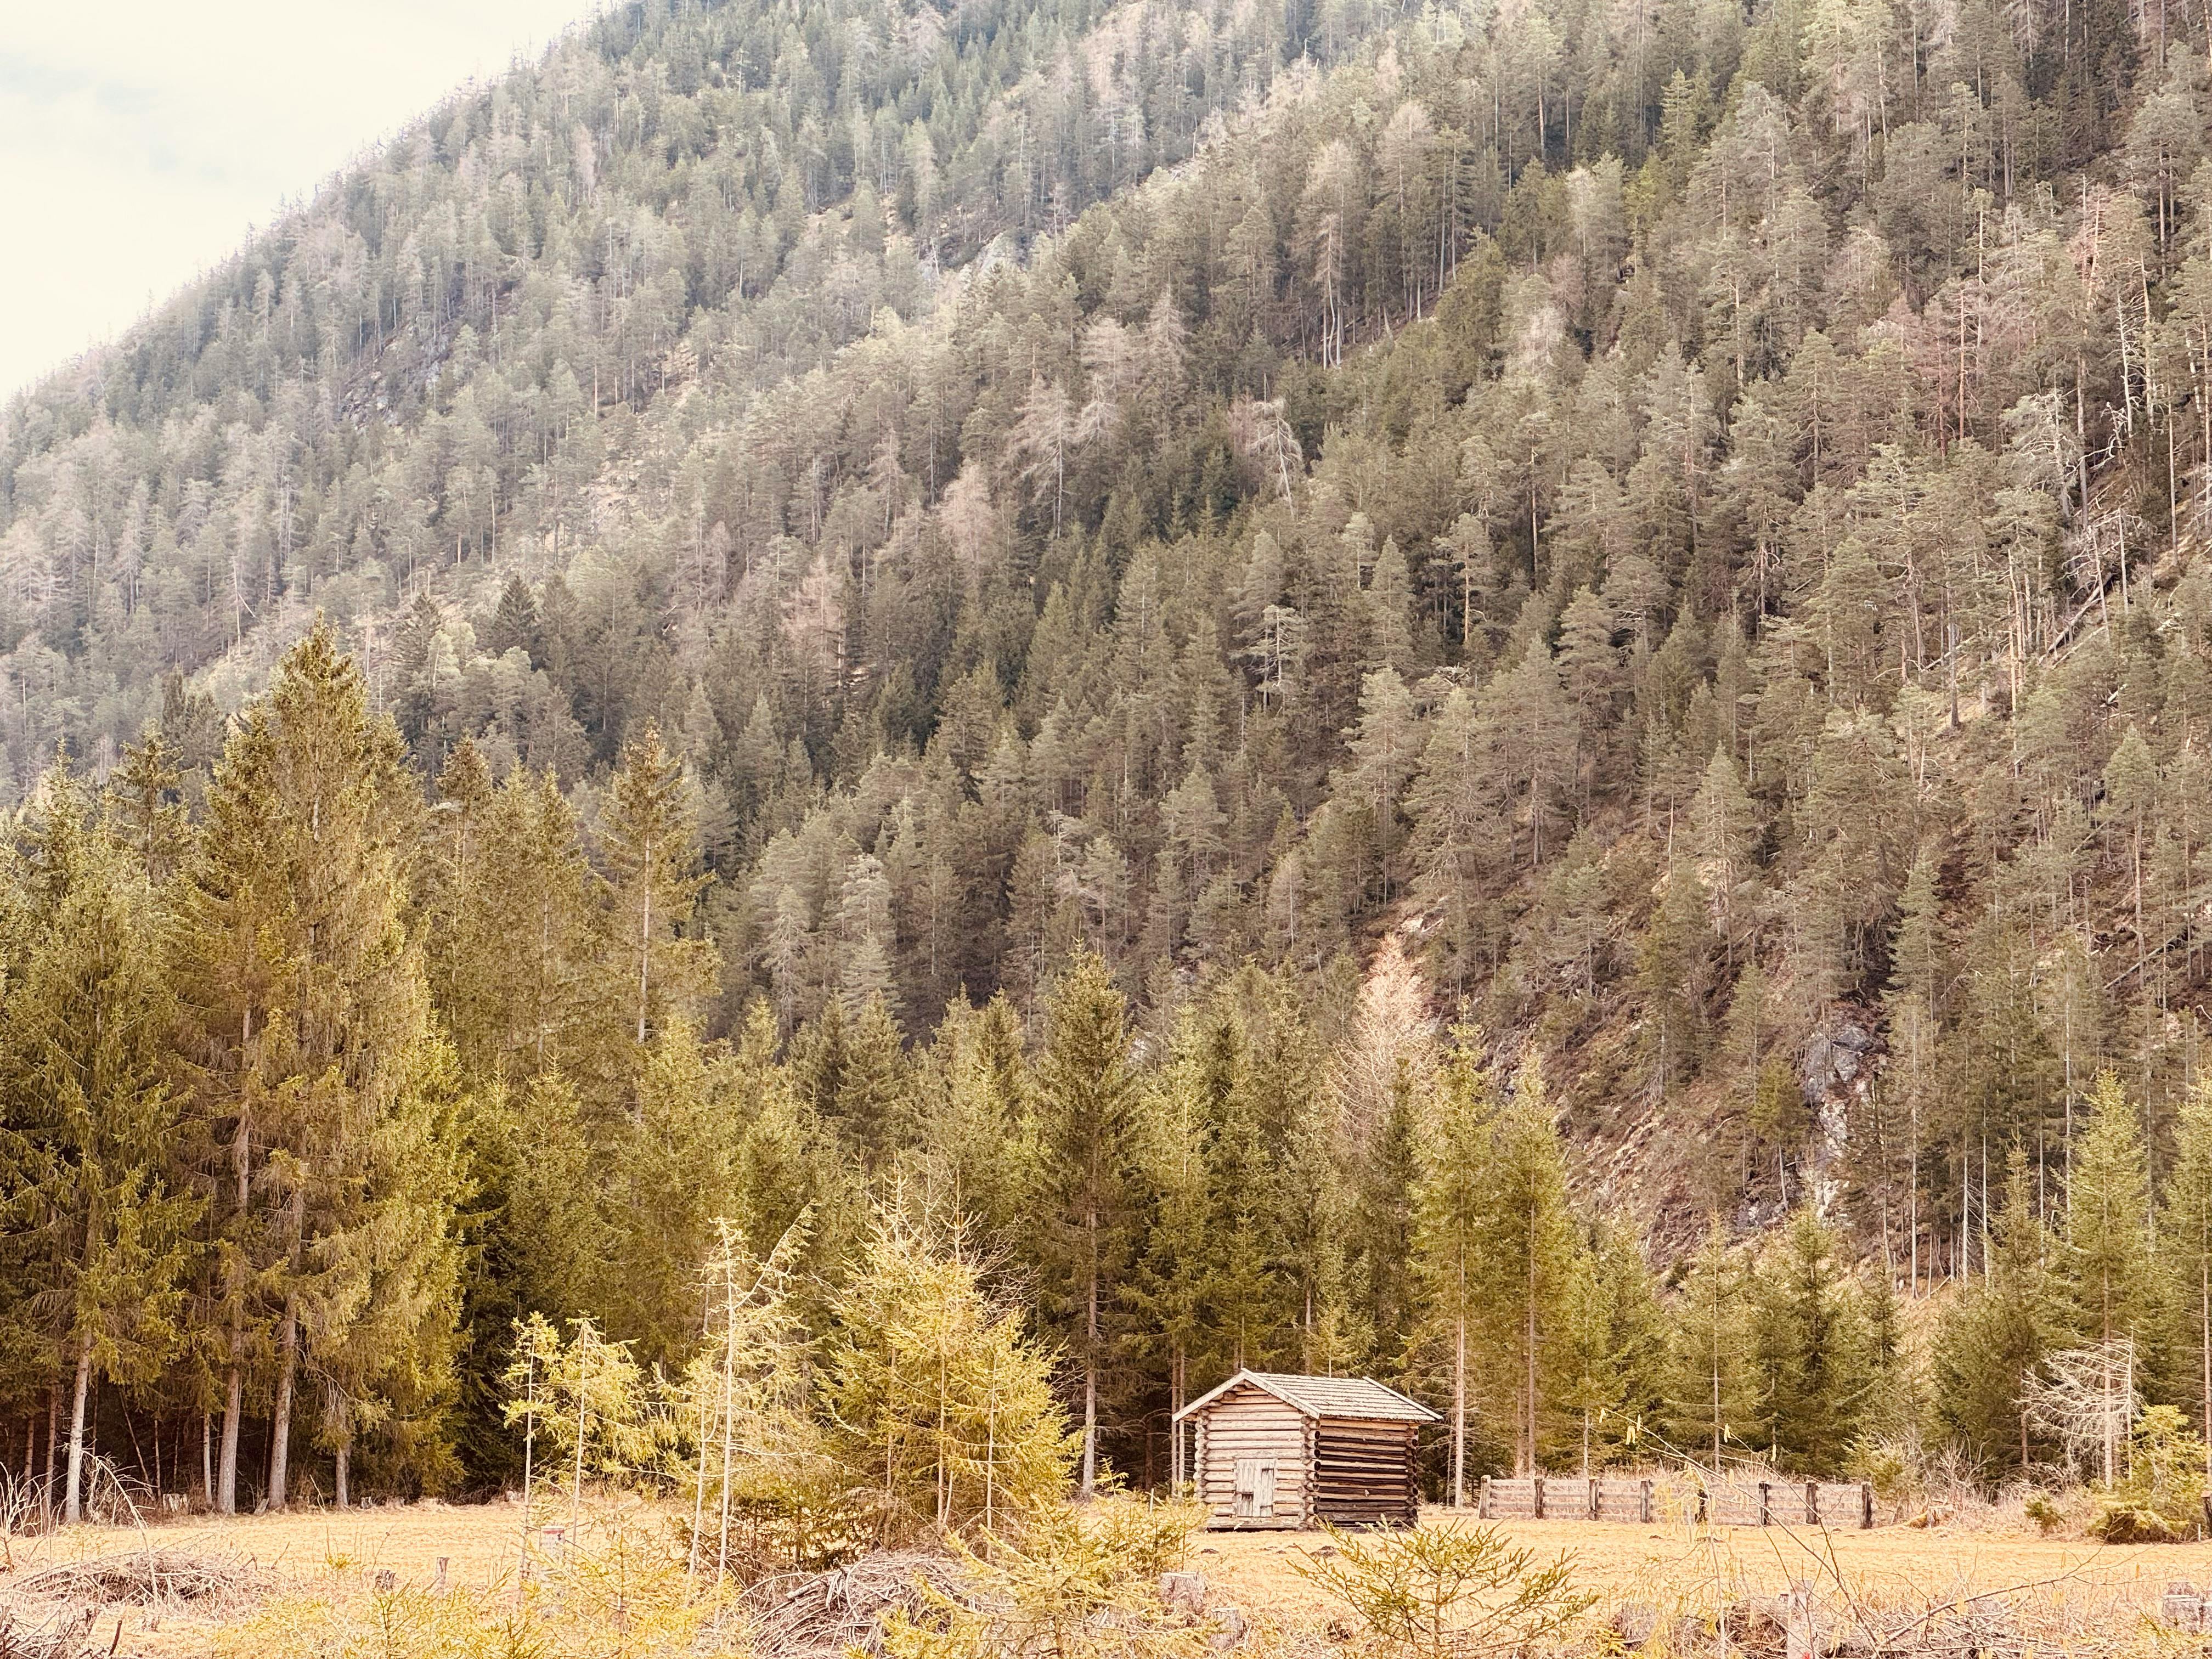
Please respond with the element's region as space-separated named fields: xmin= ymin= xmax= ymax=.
xmin=7 ymin=1548 xmax=270 ymax=1607
xmin=742 ymin=1550 xmax=970 ymax=1659
xmin=1649 ymin=1574 xmax=2158 ymax=1659
xmin=0 ymin=1605 xmax=105 ymax=1659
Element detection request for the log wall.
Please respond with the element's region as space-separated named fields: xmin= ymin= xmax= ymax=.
xmin=1194 ymin=1387 xmax=1310 ymax=1527
xmin=1311 ymin=1418 xmax=1419 ymax=1527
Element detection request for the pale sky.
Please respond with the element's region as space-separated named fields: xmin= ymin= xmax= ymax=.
xmin=1 ymin=0 xmax=601 ymax=400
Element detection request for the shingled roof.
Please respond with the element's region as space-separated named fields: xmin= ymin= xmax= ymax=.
xmin=1172 ymin=1369 xmax=1440 ymax=1423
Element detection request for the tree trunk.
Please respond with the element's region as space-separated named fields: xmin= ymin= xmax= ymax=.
xmin=336 ymin=1441 xmax=349 ymax=1510
xmin=217 ymin=1342 xmax=243 ymax=1515
xmin=268 ymin=1296 xmax=298 ymax=1511
xmin=43 ymin=1381 xmax=59 ymax=1525
xmin=1080 ymin=1209 xmax=1099 ymax=1500
xmin=63 ymin=1343 xmax=92 ymax=1525
xmin=1525 ymin=1209 xmax=1539 ymax=1476
xmin=201 ymin=1410 xmax=212 ymax=1503
xmin=1452 ymin=1307 xmax=1467 ymax=1505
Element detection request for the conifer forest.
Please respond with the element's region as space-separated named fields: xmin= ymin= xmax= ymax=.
xmin=8 ymin=0 xmax=2212 ymax=1533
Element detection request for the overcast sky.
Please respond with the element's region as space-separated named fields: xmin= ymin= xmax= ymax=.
xmin=1 ymin=0 xmax=599 ymax=400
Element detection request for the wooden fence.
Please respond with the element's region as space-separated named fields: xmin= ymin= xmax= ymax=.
xmin=1475 ymin=1474 xmax=1877 ymax=1528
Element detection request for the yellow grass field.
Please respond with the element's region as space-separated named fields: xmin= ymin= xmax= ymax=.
xmin=4 ymin=1502 xmax=2211 ymax=1656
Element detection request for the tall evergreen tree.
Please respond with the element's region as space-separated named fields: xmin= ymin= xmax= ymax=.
xmin=1411 ymin=1027 xmax=1496 ymax=1504
xmin=168 ymin=623 xmax=459 ymax=1511
xmin=1030 ymin=951 xmax=1140 ymax=1497
xmin=0 ymin=769 xmax=199 ymax=1523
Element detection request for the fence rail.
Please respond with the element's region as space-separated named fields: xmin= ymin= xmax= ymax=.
xmin=1475 ymin=1474 xmax=1877 ymax=1528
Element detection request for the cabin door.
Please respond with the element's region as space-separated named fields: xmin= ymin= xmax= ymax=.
xmin=1232 ymin=1459 xmax=1277 ymax=1517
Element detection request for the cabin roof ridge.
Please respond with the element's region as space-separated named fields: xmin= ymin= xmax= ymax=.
xmin=1172 ymin=1367 xmax=1440 ymax=1423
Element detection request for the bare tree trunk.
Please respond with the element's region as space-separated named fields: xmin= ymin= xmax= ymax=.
xmin=1452 ymin=1307 xmax=1467 ymax=1505
xmin=43 ymin=1381 xmax=58 ymax=1525
xmin=336 ymin=1441 xmax=349 ymax=1509
xmin=1080 ymin=1211 xmax=1099 ymax=1499
xmin=63 ymin=1343 xmax=92 ymax=1525
xmin=268 ymin=1296 xmax=298 ymax=1511
xmin=1525 ymin=1209 xmax=1539 ymax=1476
xmin=217 ymin=1345 xmax=242 ymax=1515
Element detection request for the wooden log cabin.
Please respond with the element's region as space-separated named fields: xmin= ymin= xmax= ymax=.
xmin=1173 ymin=1370 xmax=1438 ymax=1530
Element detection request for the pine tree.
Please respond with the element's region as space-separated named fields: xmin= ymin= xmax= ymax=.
xmin=442 ymin=767 xmax=599 ymax=1083
xmin=599 ymin=1021 xmax=743 ymax=1367
xmin=1128 ymin=1010 xmax=1214 ymax=1485
xmin=1560 ymin=1221 xmax=1668 ymax=1474
xmin=108 ymin=725 xmax=191 ymax=884
xmin=1199 ymin=1014 xmax=1282 ymax=1375
xmin=1348 ymin=1055 xmax=1423 ymax=1375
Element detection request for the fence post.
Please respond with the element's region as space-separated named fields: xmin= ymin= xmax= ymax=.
xmin=1861 ymin=1481 xmax=1874 ymax=1530
xmin=1533 ymin=1476 xmax=1545 ymax=1520
xmin=1640 ymin=1479 xmax=1654 ymax=1524
xmin=1589 ymin=1477 xmax=1600 ymax=1520
xmin=1758 ymin=1482 xmax=1771 ymax=1526
xmin=1477 ymin=1475 xmax=1490 ymax=1519
xmin=1805 ymin=1481 xmax=1819 ymax=1526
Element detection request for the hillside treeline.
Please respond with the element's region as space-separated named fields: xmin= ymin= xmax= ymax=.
xmin=4 ymin=629 xmax=2212 ymax=1519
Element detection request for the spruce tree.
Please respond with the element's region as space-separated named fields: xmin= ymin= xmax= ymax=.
xmin=1667 ymin=1217 xmax=1751 ymax=1470
xmin=2064 ymin=1070 xmax=2162 ymax=1486
xmin=168 ymin=623 xmax=457 ymax=1511
xmin=1411 ymin=1027 xmax=1496 ymax=1504
xmin=1128 ymin=1010 xmax=1213 ymax=1483
xmin=2160 ymin=1076 xmax=2212 ymax=1477
xmin=1030 ymin=951 xmax=1139 ymax=1497
xmin=1 ymin=772 xmax=199 ymax=1523
xmin=1473 ymin=1061 xmax=1583 ymax=1475
xmin=1933 ymin=1151 xmax=2062 ymax=1477
xmin=1746 ymin=1209 xmax=1869 ymax=1472
xmin=598 ymin=722 xmax=715 ymax=1052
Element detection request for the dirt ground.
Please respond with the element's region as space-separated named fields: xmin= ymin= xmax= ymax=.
xmin=4 ymin=1502 xmax=2210 ymax=1656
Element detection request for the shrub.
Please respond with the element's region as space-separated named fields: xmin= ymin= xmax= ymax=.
xmin=878 ymin=1497 xmax=1214 ymax=1659
xmin=2086 ymin=1407 xmax=2209 ymax=1544
xmin=1295 ymin=1521 xmax=1595 ymax=1659
xmin=2023 ymin=1490 xmax=2064 ymax=1536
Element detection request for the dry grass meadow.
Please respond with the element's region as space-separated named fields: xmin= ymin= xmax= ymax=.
xmin=3 ymin=1499 xmax=2209 ymax=1656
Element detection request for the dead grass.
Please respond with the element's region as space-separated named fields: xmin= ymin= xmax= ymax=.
xmin=2 ymin=1499 xmax=2208 ymax=1656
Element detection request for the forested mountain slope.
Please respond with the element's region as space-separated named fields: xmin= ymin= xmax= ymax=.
xmin=6 ymin=0 xmax=2212 ymax=1505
